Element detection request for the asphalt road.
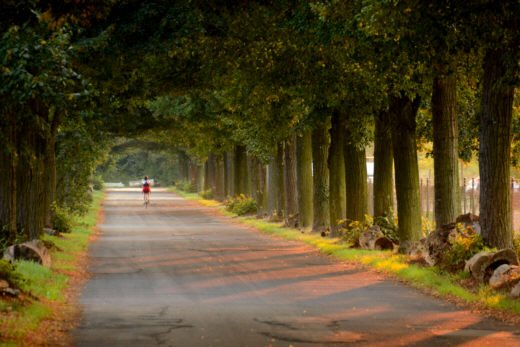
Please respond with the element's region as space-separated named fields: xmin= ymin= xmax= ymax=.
xmin=73 ymin=189 xmax=520 ymax=346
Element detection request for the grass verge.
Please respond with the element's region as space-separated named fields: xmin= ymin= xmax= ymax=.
xmin=171 ymin=187 xmax=520 ymax=320
xmin=0 ymin=190 xmax=104 ymax=345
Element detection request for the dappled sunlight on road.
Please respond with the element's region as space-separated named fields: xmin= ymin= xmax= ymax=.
xmin=75 ymin=190 xmax=520 ymax=346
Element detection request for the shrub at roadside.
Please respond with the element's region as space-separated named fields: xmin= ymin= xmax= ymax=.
xmin=199 ymin=189 xmax=213 ymax=199
xmin=0 ymin=259 xmax=23 ymax=288
xmin=51 ymin=203 xmax=73 ymax=233
xmin=91 ymin=175 xmax=104 ymax=190
xmin=373 ymin=215 xmax=399 ymax=243
xmin=225 ymin=194 xmax=257 ymax=215
xmin=177 ymin=180 xmax=197 ymax=193
xmin=439 ymin=225 xmax=487 ymax=272
xmin=339 ymin=215 xmax=374 ymax=247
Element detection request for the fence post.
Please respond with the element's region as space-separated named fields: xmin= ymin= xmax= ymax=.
xmin=463 ymin=177 xmax=466 ymax=214
xmin=470 ymin=178 xmax=475 ymax=215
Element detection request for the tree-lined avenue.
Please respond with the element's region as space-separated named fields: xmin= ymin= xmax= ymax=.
xmin=74 ymin=190 xmax=520 ymax=346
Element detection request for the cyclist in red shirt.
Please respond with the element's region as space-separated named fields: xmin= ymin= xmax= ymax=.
xmin=142 ymin=176 xmax=151 ymax=206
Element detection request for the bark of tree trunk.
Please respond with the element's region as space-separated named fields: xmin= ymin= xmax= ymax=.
xmin=215 ymin=154 xmax=226 ymax=201
xmin=178 ymin=151 xmax=190 ymax=182
xmin=344 ymin=138 xmax=368 ymax=222
xmin=196 ymin=164 xmax=204 ymax=192
xmin=44 ymin=126 xmax=58 ymax=228
xmin=189 ymin=163 xmax=198 ymax=189
xmin=432 ymin=74 xmax=459 ymax=228
xmin=479 ymin=49 xmax=514 ymax=249
xmin=297 ymin=130 xmax=313 ymax=228
xmin=373 ymin=111 xmax=394 ymax=217
xmin=0 ymin=113 xmax=17 ymax=236
xmin=224 ymin=151 xmax=233 ymax=197
xmin=233 ymin=145 xmax=248 ymax=196
xmin=312 ymin=120 xmax=330 ymax=233
xmin=284 ymin=135 xmax=299 ymax=228
xmin=329 ymin=111 xmax=346 ymax=237
xmin=204 ymin=159 xmax=210 ymax=192
xmin=267 ymin=143 xmax=284 ymax=220
xmin=390 ymin=95 xmax=422 ymax=253
xmin=251 ymin=157 xmax=267 ymax=218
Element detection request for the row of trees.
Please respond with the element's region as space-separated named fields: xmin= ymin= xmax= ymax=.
xmin=153 ymin=0 xmax=519 ymax=252
xmin=1 ymin=1 xmax=520 ymax=253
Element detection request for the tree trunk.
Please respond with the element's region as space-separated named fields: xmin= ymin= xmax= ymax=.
xmin=203 ymin=159 xmax=210 ymax=192
xmin=390 ymin=95 xmax=422 ymax=253
xmin=189 ymin=163 xmax=198 ymax=188
xmin=284 ymin=135 xmax=299 ymax=228
xmin=215 ymin=154 xmax=226 ymax=201
xmin=17 ymin=128 xmax=47 ymax=240
xmin=233 ymin=145 xmax=248 ymax=196
xmin=196 ymin=164 xmax=204 ymax=192
xmin=251 ymin=157 xmax=267 ymax=218
xmin=344 ymin=137 xmax=368 ymax=222
xmin=373 ymin=111 xmax=394 ymax=217
xmin=329 ymin=111 xmax=346 ymax=236
xmin=224 ymin=151 xmax=233 ymax=197
xmin=312 ymin=120 xmax=330 ymax=233
xmin=267 ymin=143 xmax=284 ymax=220
xmin=178 ymin=151 xmax=190 ymax=182
xmin=297 ymin=130 xmax=313 ymax=228
xmin=479 ymin=49 xmax=514 ymax=249
xmin=44 ymin=125 xmax=58 ymax=228
xmin=432 ymin=74 xmax=459 ymax=228
xmin=206 ymin=153 xmax=218 ymax=194
xmin=0 ymin=113 xmax=17 ymax=237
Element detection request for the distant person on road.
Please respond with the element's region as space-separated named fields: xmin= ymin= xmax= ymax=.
xmin=142 ymin=176 xmax=151 ymax=204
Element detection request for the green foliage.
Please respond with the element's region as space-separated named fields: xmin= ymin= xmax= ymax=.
xmin=440 ymin=225 xmax=486 ymax=272
xmin=225 ymin=194 xmax=257 ymax=216
xmin=0 ymin=225 xmax=27 ymax=255
xmin=339 ymin=215 xmax=374 ymax=247
xmin=91 ymin=175 xmax=104 ymax=190
xmin=177 ymin=180 xmax=197 ymax=193
xmin=0 ymin=260 xmax=23 ymax=288
xmin=51 ymin=203 xmax=73 ymax=234
xmin=199 ymin=189 xmax=213 ymax=199
xmin=373 ymin=215 xmax=399 ymax=243
xmin=99 ymin=140 xmax=178 ymax=187
xmin=56 ymin=125 xmax=103 ymax=215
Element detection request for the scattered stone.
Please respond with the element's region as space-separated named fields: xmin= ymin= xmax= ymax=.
xmin=511 ymin=282 xmax=520 ymax=298
xmin=43 ymin=228 xmax=57 ymax=236
xmin=455 ymin=213 xmax=481 ymax=235
xmin=489 ymin=264 xmax=512 ymax=288
xmin=3 ymin=240 xmax=51 ymax=267
xmin=2 ymin=287 xmax=20 ymax=297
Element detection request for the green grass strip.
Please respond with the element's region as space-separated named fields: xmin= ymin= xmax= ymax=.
xmin=172 ymin=188 xmax=520 ymax=317
xmin=0 ymin=190 xmax=104 ymax=343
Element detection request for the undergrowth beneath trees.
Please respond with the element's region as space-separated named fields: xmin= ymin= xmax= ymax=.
xmin=0 ymin=190 xmax=103 ymax=345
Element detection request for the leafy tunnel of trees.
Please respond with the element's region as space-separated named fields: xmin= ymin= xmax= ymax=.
xmin=2 ymin=0 xmax=520 ymax=252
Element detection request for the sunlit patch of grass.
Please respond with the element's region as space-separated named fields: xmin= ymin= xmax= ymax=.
xmin=1 ymin=302 xmax=51 ymax=339
xmin=0 ymin=190 xmax=104 ymax=344
xmin=14 ymin=261 xmax=68 ymax=301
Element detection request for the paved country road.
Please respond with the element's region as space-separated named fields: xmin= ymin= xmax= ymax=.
xmin=74 ymin=189 xmax=520 ymax=346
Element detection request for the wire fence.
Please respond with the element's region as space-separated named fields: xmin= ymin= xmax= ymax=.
xmin=367 ymin=177 xmax=520 ymax=232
